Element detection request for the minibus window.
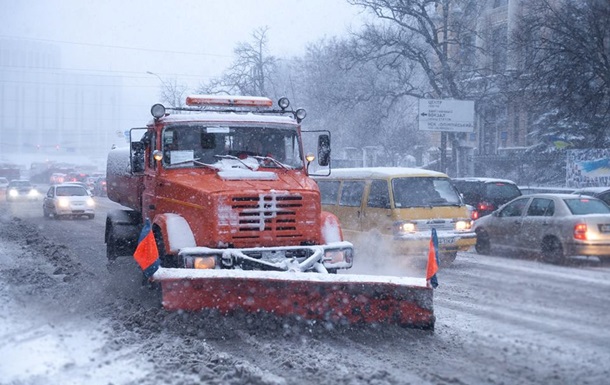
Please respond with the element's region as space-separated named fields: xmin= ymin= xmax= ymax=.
xmin=317 ymin=180 xmax=341 ymax=205
xmin=368 ymin=180 xmax=391 ymax=209
xmin=340 ymin=181 xmax=365 ymax=207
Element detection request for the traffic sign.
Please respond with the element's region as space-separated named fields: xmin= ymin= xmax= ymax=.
xmin=418 ymin=99 xmax=474 ymax=132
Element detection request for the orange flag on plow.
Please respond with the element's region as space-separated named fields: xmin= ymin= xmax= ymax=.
xmin=426 ymin=228 xmax=439 ymax=288
xmin=133 ymin=218 xmax=160 ymax=278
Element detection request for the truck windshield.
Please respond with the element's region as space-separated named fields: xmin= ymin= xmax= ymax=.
xmin=392 ymin=177 xmax=462 ymax=208
xmin=161 ymin=124 xmax=303 ymax=169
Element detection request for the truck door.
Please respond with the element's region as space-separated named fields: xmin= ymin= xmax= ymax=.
xmin=129 ymin=128 xmax=153 ymax=218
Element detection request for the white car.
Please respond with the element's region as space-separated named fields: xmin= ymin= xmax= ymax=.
xmin=474 ymin=193 xmax=610 ymax=264
xmin=43 ymin=183 xmax=95 ymax=219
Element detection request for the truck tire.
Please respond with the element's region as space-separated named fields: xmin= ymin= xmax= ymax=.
xmin=153 ymin=226 xmax=181 ymax=268
xmin=105 ymin=210 xmax=141 ymax=261
xmin=106 ymin=226 xmax=121 ymax=260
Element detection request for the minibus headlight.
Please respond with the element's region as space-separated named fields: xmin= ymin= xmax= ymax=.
xmin=393 ymin=221 xmax=416 ymax=235
xmin=455 ymin=220 xmax=472 ymax=231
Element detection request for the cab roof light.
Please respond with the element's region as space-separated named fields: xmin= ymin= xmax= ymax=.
xmin=151 ymin=103 xmax=166 ymax=118
xmin=185 ymin=95 xmax=273 ymax=108
xmin=278 ymin=97 xmax=290 ymax=110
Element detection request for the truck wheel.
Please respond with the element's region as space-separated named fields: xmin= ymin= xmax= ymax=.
xmin=106 ymin=227 xmax=121 ymax=260
xmin=154 ymin=227 xmax=181 ymax=268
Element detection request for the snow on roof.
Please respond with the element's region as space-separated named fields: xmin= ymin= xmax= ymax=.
xmin=316 ymin=167 xmax=448 ymax=180
xmin=453 ymin=177 xmax=518 ymax=184
xmin=572 ymin=187 xmax=610 ymax=194
xmin=151 ymin=111 xmax=297 ymax=126
xmin=153 ymin=267 xmax=428 ymax=287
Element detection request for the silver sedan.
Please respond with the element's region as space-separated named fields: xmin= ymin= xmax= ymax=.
xmin=474 ymin=193 xmax=610 ymax=263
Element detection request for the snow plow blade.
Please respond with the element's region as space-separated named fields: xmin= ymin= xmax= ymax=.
xmin=152 ymin=269 xmax=434 ymax=329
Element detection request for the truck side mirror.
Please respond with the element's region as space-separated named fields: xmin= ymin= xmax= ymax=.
xmin=131 ymin=141 xmax=145 ymax=174
xmin=318 ymin=134 xmax=331 ymax=167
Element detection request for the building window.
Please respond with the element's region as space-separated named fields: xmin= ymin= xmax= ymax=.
xmin=491 ymin=26 xmax=507 ymax=73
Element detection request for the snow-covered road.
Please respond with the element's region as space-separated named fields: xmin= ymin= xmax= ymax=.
xmin=2 ymin=199 xmax=610 ymax=385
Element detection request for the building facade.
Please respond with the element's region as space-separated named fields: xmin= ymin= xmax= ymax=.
xmin=0 ymin=39 xmax=122 ymax=167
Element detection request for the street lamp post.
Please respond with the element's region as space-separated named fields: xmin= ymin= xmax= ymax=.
xmin=146 ymin=71 xmax=175 ymax=107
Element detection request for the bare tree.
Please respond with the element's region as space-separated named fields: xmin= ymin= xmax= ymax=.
xmin=197 ymin=27 xmax=279 ymax=96
xmin=292 ymin=38 xmax=424 ymax=158
xmin=344 ymin=0 xmax=492 ymax=172
xmin=345 ymin=0 xmax=489 ymax=100
xmin=512 ymin=0 xmax=610 ymax=149
xmin=159 ymin=78 xmax=188 ymax=108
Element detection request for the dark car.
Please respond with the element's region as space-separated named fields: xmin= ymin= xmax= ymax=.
xmin=452 ymin=177 xmax=522 ymax=220
xmin=571 ymin=187 xmax=610 ymax=206
xmin=92 ymin=177 xmax=107 ymax=197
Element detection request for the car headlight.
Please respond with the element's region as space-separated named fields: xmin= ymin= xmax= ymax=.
xmin=58 ymin=198 xmax=70 ymax=208
xmin=86 ymin=198 xmax=95 ymax=207
xmin=455 ymin=220 xmax=472 ymax=231
xmin=28 ymin=189 xmax=39 ymax=197
xmin=393 ymin=221 xmax=416 ymax=235
xmin=8 ymin=189 xmax=18 ymax=197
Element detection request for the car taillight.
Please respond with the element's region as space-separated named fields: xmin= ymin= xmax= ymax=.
xmin=574 ymin=223 xmax=587 ymax=240
xmin=471 ymin=210 xmax=479 ymax=220
xmin=478 ymin=202 xmax=494 ymax=212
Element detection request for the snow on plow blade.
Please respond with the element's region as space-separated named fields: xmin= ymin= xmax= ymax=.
xmin=152 ymin=269 xmax=434 ymax=329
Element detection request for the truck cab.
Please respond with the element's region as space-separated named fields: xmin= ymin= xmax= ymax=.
xmin=105 ymin=95 xmax=352 ymax=274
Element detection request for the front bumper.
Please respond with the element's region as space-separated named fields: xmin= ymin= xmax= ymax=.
xmin=392 ymin=230 xmax=477 ymax=255
xmin=177 ymin=241 xmax=354 ymax=272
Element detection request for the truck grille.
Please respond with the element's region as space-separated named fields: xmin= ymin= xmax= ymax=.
xmin=230 ymin=193 xmax=305 ymax=240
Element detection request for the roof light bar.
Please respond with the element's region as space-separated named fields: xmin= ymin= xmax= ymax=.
xmin=186 ymin=95 xmax=273 ymax=108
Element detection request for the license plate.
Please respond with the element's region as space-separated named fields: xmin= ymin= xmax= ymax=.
xmin=600 ymin=224 xmax=610 ymax=233
xmin=438 ymin=237 xmax=456 ymax=245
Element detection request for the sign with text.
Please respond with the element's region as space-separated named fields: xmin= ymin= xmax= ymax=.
xmin=418 ymin=99 xmax=475 ymax=132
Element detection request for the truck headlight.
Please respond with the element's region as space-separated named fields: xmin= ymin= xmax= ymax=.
xmin=184 ymin=256 xmax=216 ymax=269
xmin=323 ymin=248 xmax=353 ymax=265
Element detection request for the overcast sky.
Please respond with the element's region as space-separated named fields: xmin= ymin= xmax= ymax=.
xmin=2 ymin=0 xmax=365 ymax=121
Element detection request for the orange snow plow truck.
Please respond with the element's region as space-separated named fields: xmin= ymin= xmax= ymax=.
xmin=105 ymin=95 xmax=434 ymax=328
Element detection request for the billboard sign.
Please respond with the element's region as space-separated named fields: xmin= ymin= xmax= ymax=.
xmin=418 ymin=99 xmax=475 ymax=132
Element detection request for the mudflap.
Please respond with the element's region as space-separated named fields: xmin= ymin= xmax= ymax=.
xmin=152 ymin=269 xmax=434 ymax=329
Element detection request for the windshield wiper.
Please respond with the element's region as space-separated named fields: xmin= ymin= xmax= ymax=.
xmin=214 ymin=154 xmax=255 ymax=170
xmin=169 ymin=158 xmax=219 ymax=170
xmin=253 ymin=156 xmax=289 ymax=170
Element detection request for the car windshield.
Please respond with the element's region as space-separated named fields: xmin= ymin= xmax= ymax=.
xmin=56 ymin=186 xmax=88 ymax=196
xmin=563 ymin=198 xmax=610 ymax=215
xmin=162 ymin=124 xmax=303 ymax=169
xmin=9 ymin=181 xmax=31 ymax=187
xmin=392 ymin=177 xmax=462 ymax=207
